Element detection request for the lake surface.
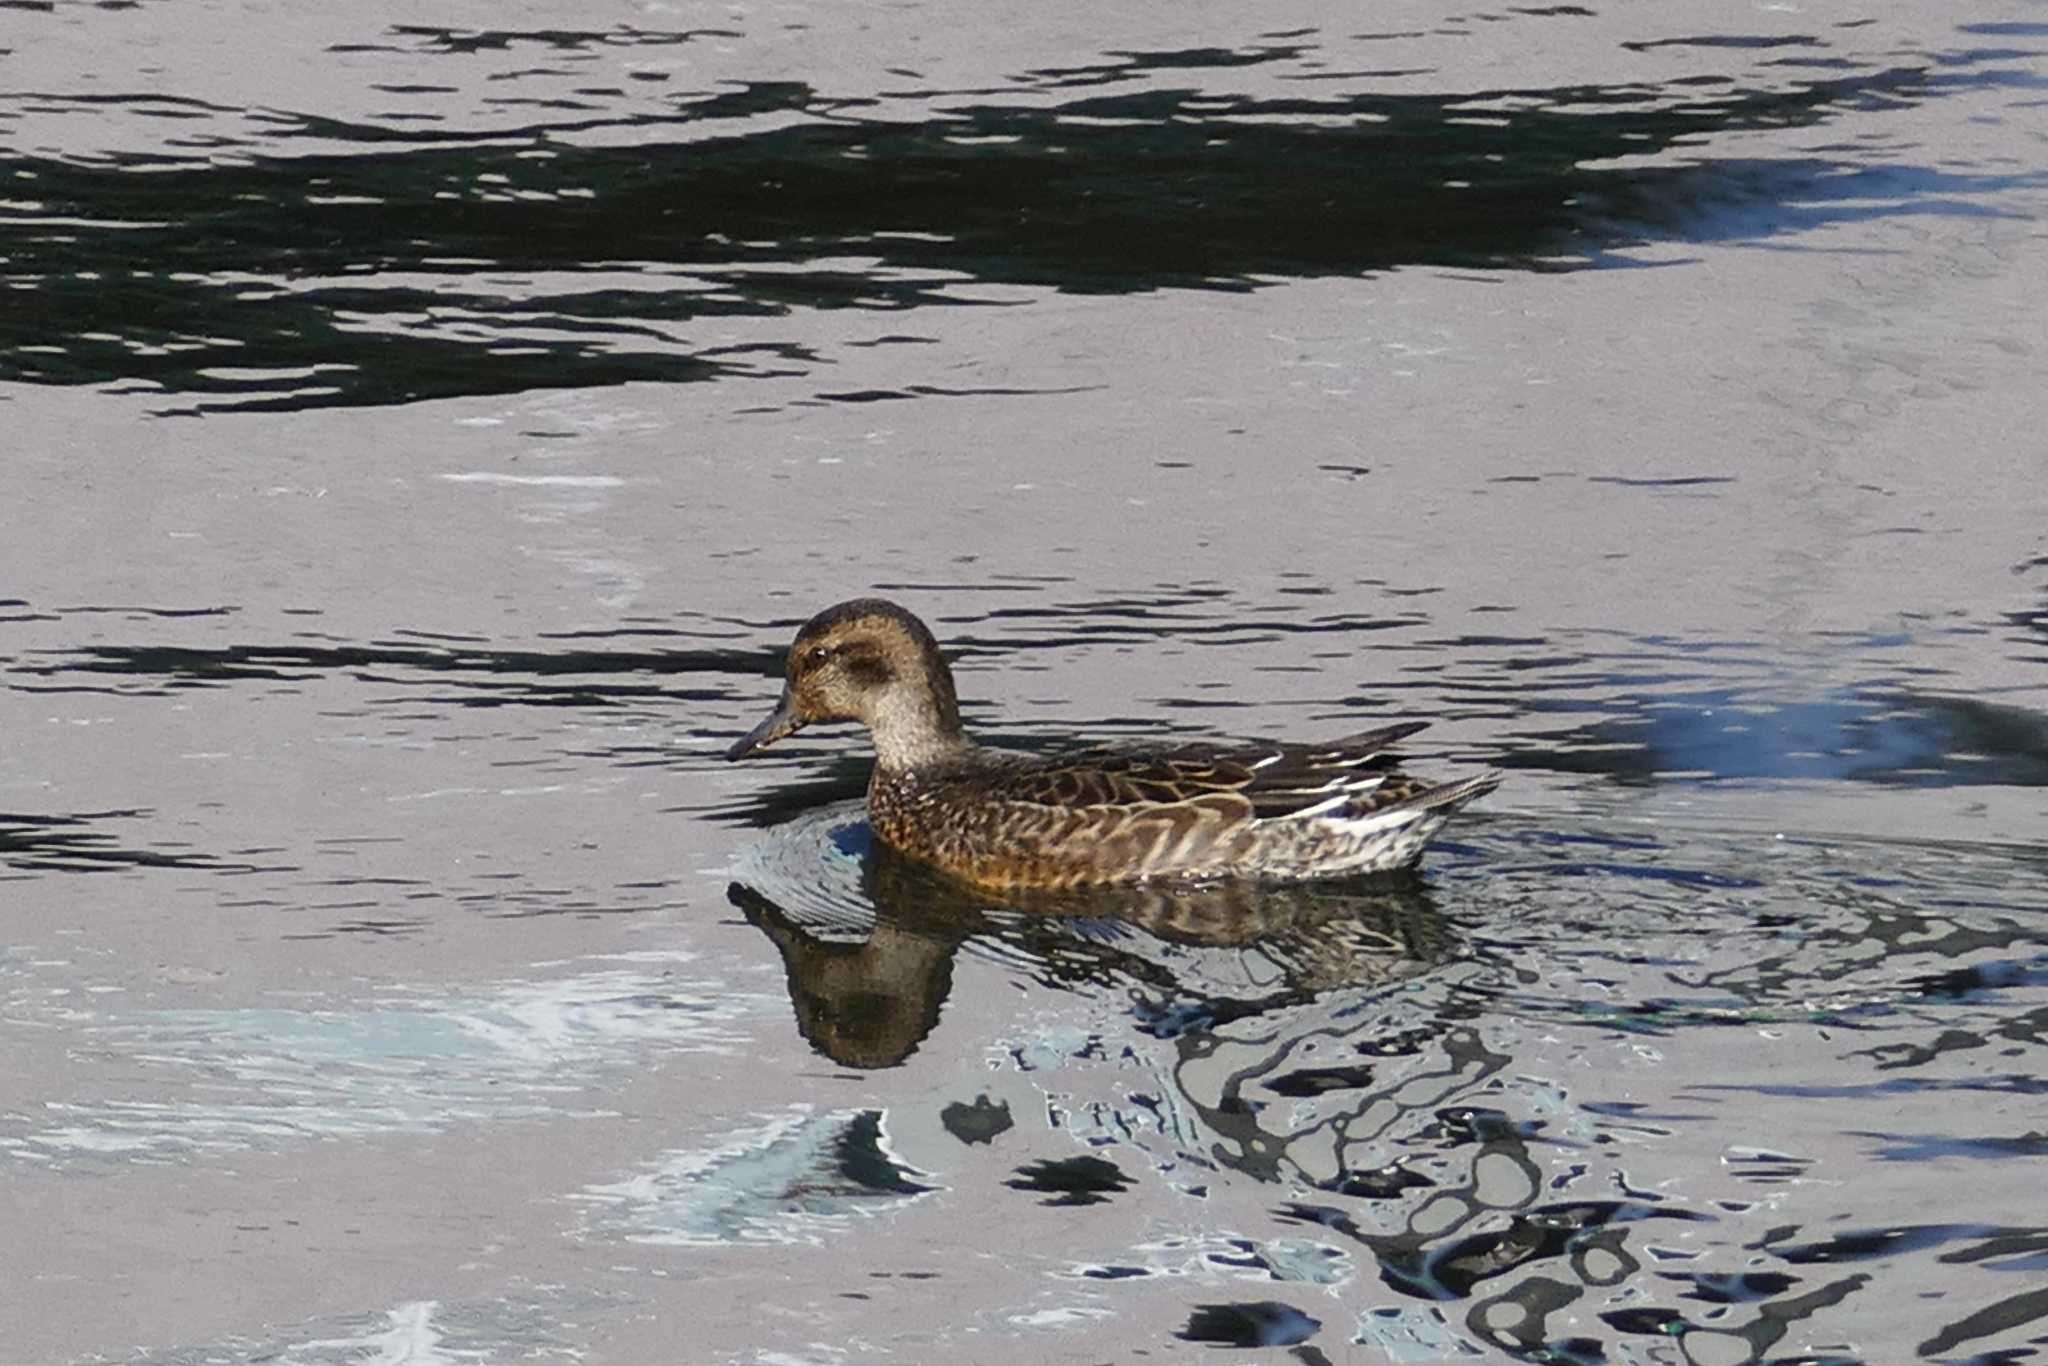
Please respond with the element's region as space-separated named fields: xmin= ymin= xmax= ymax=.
xmin=4 ymin=1 xmax=2047 ymax=1362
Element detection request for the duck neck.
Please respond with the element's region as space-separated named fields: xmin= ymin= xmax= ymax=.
xmin=867 ymin=687 xmax=972 ymax=773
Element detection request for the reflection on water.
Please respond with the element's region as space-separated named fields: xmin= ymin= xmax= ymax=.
xmin=4 ymin=19 xmax=2039 ymax=410
xmin=0 ymin=807 xmax=239 ymax=874
xmin=1179 ymin=1299 xmax=1324 ymax=1349
xmin=730 ymin=804 xmax=1455 ymax=1066
xmin=578 ymin=1107 xmax=937 ymax=1248
xmin=12 ymin=600 xmax=2045 ymax=811
xmin=5 ymin=610 xmax=2044 ymax=1355
xmin=720 ymin=787 xmax=2048 ymax=1357
xmin=1498 ymin=682 xmax=2048 ymax=788
xmin=6 ymin=5 xmax=2047 ymax=1356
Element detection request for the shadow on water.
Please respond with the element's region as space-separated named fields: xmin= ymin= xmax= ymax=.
xmin=3 ymin=45 xmax=2030 ymax=410
xmin=729 ymin=810 xmax=1455 ymax=1067
xmin=0 ymin=808 xmax=241 ymax=874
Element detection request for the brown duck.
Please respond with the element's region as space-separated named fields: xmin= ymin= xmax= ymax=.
xmin=725 ymin=599 xmax=1498 ymax=889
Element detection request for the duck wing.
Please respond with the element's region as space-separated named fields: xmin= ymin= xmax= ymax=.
xmin=989 ymin=721 xmax=1435 ymax=821
xmin=910 ymin=722 xmax=1489 ymax=885
xmin=1221 ymin=721 xmax=1438 ymax=821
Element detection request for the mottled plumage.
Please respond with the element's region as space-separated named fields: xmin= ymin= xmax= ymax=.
xmin=726 ymin=598 xmax=1498 ymax=888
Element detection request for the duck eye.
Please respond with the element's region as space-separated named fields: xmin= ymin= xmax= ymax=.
xmin=805 ymin=645 xmax=831 ymax=667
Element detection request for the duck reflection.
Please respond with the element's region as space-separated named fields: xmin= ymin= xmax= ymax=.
xmin=728 ymin=817 xmax=1456 ymax=1068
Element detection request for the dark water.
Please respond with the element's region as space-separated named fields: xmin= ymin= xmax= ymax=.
xmin=5 ymin=13 xmax=2042 ymax=412
xmin=5 ymin=3 xmax=2048 ymax=1363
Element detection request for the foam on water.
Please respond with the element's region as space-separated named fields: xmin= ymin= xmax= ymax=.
xmin=2 ymin=953 xmax=773 ymax=1166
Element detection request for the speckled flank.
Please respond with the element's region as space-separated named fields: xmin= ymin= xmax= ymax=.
xmin=871 ymin=762 xmax=1496 ymax=888
xmin=732 ymin=600 xmax=1498 ymax=888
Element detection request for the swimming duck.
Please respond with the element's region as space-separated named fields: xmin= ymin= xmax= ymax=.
xmin=725 ymin=598 xmax=1498 ymax=889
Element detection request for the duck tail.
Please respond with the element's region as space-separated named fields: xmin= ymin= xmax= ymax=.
xmin=1390 ymin=771 xmax=1501 ymax=816
xmin=1322 ymin=720 xmax=1433 ymax=755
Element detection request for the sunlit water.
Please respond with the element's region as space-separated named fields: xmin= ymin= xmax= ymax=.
xmin=724 ymin=795 xmax=2048 ymax=1360
xmin=5 ymin=2 xmax=2048 ymax=1362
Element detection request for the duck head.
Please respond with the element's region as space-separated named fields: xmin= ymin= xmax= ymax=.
xmin=725 ymin=598 xmax=967 ymax=768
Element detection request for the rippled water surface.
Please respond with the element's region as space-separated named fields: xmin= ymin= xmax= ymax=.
xmin=5 ymin=2 xmax=2048 ymax=1363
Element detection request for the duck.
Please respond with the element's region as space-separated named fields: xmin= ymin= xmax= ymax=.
xmin=725 ymin=598 xmax=1498 ymax=889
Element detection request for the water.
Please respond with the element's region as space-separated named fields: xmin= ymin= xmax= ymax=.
xmin=4 ymin=2 xmax=2047 ymax=1362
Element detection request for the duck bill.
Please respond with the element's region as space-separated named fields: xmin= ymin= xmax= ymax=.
xmin=726 ymin=693 xmax=805 ymax=760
